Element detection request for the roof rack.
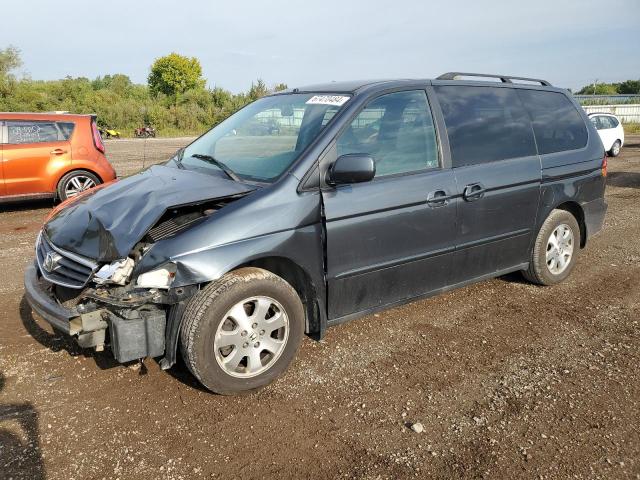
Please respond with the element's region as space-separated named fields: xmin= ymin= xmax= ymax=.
xmin=437 ymin=72 xmax=552 ymax=87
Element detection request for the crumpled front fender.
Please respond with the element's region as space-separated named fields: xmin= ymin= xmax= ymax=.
xmin=136 ymin=224 xmax=325 ymax=292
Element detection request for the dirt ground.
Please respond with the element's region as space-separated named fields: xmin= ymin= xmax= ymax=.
xmin=1 ymin=136 xmax=639 ymax=480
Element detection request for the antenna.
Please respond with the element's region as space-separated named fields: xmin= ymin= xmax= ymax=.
xmin=142 ymin=136 xmax=147 ymax=171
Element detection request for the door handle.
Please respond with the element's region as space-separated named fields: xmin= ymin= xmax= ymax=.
xmin=50 ymin=148 xmax=67 ymax=155
xmin=427 ymin=189 xmax=451 ymax=207
xmin=463 ymin=183 xmax=485 ymax=201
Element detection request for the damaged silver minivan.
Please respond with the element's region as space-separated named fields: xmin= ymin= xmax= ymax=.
xmin=25 ymin=74 xmax=607 ymax=394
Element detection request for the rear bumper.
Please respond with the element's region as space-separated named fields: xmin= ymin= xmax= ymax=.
xmin=24 ymin=262 xmax=77 ymax=334
xmin=583 ymin=197 xmax=607 ymax=241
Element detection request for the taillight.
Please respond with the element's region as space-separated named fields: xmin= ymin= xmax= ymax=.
xmin=91 ymin=121 xmax=105 ymax=153
xmin=601 ymin=154 xmax=607 ymax=177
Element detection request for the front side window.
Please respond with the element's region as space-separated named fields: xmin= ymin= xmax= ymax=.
xmin=6 ymin=121 xmax=60 ymax=144
xmin=434 ymin=85 xmax=537 ymax=167
xmin=518 ymin=90 xmax=588 ymax=154
xmin=336 ymin=90 xmax=439 ymax=177
xmin=181 ymin=93 xmax=350 ymax=183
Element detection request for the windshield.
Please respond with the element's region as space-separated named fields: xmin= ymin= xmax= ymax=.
xmin=179 ymin=93 xmax=351 ymax=182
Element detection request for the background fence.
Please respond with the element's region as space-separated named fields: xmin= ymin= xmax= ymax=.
xmin=574 ymin=94 xmax=640 ymax=105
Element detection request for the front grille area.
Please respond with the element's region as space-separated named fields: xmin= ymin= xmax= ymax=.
xmin=36 ymin=231 xmax=98 ymax=289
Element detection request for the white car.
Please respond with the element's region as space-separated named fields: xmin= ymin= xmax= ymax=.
xmin=588 ymin=113 xmax=624 ymax=157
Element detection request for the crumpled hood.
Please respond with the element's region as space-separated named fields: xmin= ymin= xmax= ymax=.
xmin=44 ymin=164 xmax=255 ymax=262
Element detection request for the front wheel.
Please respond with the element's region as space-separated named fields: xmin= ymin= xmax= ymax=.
xmin=522 ymin=209 xmax=580 ymax=285
xmin=180 ymin=268 xmax=304 ymax=395
xmin=609 ymin=140 xmax=621 ymax=157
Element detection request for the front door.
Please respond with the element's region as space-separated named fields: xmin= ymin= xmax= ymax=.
xmin=321 ymin=89 xmax=458 ymax=320
xmin=433 ymin=84 xmax=541 ymax=283
xmin=2 ymin=120 xmax=71 ymax=195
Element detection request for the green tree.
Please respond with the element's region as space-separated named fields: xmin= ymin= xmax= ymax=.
xmin=247 ymin=79 xmax=269 ymax=101
xmin=273 ymin=82 xmax=288 ymax=92
xmin=617 ymin=79 xmax=640 ymax=95
xmin=148 ymin=53 xmax=205 ymax=98
xmin=0 ymin=45 xmax=21 ymax=77
xmin=0 ymin=45 xmax=22 ymax=97
xmin=576 ymin=82 xmax=618 ymax=95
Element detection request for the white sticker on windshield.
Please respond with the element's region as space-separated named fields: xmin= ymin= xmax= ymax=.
xmin=306 ymin=95 xmax=350 ymax=106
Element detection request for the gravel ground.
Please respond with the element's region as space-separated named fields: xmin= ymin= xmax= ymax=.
xmin=0 ymin=136 xmax=639 ymax=480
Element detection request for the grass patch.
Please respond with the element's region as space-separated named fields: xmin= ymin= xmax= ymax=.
xmin=623 ymin=123 xmax=640 ymax=134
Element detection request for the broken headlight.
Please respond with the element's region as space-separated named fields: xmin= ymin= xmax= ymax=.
xmin=135 ymin=263 xmax=177 ymax=289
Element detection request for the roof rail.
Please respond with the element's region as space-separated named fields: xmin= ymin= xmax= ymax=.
xmin=437 ymin=72 xmax=552 ymax=87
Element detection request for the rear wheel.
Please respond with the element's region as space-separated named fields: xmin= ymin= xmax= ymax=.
xmin=609 ymin=140 xmax=621 ymax=157
xmin=522 ymin=209 xmax=580 ymax=286
xmin=180 ymin=267 xmax=304 ymax=395
xmin=57 ymin=170 xmax=101 ymax=201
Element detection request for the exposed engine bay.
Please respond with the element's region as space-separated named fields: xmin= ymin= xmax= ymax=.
xmin=39 ymin=195 xmax=241 ymax=364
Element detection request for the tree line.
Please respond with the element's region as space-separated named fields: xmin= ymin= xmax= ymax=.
xmin=0 ymin=46 xmax=286 ymax=137
xmin=2 ymin=45 xmax=639 ymax=136
xmin=575 ymin=79 xmax=640 ymax=96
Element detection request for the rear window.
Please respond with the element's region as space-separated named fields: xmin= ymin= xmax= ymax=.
xmin=517 ymin=90 xmax=588 ymax=154
xmin=435 ymin=85 xmax=537 ymax=167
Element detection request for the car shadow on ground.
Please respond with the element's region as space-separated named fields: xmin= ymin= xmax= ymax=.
xmin=497 ymin=271 xmax=530 ymax=285
xmin=19 ymin=296 xmax=120 ymax=371
xmin=0 ymin=199 xmax=53 ymax=213
xmin=606 ymin=171 xmax=640 ymax=189
xmin=0 ymin=373 xmax=46 ymax=479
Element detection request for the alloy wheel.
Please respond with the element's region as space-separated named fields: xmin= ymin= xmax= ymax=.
xmin=546 ymin=223 xmax=574 ymax=275
xmin=64 ymin=175 xmax=96 ymax=198
xmin=214 ymin=296 xmax=289 ymax=378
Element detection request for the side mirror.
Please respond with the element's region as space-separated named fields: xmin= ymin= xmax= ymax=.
xmin=328 ymin=154 xmax=375 ymax=185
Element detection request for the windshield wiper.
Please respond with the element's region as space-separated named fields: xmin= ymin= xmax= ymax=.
xmin=190 ymin=154 xmax=241 ymax=182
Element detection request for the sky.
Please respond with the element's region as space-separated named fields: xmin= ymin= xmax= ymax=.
xmin=1 ymin=0 xmax=639 ymax=93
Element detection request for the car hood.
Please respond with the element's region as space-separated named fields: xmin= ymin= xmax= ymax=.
xmin=44 ymin=164 xmax=256 ymax=262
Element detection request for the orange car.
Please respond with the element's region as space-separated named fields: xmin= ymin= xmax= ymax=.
xmin=0 ymin=112 xmax=116 ymax=203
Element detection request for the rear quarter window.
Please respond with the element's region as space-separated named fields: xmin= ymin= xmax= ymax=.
xmin=517 ymin=90 xmax=588 ymax=154
xmin=434 ymin=85 xmax=537 ymax=167
xmin=56 ymin=122 xmax=75 ymax=140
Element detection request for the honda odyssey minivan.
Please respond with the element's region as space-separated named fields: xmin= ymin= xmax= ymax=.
xmin=24 ymin=73 xmax=607 ymax=394
xmin=0 ymin=112 xmax=116 ymax=202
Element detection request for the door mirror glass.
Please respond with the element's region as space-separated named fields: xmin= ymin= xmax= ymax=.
xmin=328 ymin=154 xmax=375 ymax=185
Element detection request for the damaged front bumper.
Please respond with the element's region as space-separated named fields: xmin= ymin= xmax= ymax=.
xmin=24 ymin=262 xmax=168 ymax=363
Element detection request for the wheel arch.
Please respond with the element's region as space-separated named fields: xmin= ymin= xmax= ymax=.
xmin=234 ymin=256 xmax=323 ymax=337
xmin=554 ymin=201 xmax=586 ymax=248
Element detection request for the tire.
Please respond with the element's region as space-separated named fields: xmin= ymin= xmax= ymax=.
xmin=522 ymin=209 xmax=580 ymax=286
xmin=180 ymin=267 xmax=304 ymax=395
xmin=609 ymin=140 xmax=621 ymax=157
xmin=56 ymin=170 xmax=101 ymax=202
